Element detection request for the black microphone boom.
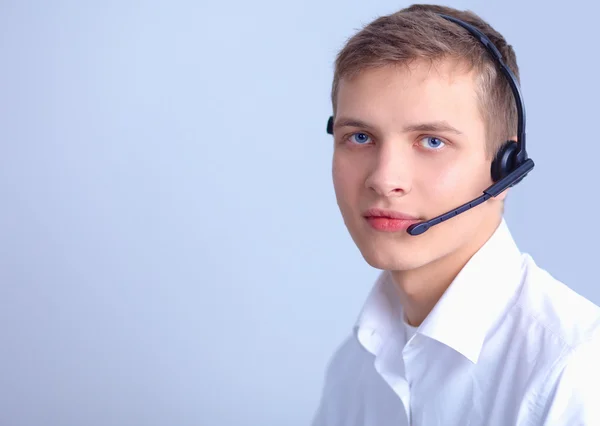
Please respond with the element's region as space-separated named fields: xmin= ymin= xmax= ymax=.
xmin=406 ymin=159 xmax=534 ymax=235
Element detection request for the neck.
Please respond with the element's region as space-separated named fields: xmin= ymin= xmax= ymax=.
xmin=391 ymin=216 xmax=502 ymax=327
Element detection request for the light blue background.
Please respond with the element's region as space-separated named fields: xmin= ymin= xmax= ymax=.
xmin=1 ymin=1 xmax=598 ymax=425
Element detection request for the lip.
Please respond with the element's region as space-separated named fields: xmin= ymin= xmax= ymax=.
xmin=363 ymin=208 xmax=419 ymax=220
xmin=363 ymin=208 xmax=421 ymax=232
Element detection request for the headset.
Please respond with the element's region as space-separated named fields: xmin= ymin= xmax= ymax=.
xmin=325 ymin=13 xmax=535 ymax=236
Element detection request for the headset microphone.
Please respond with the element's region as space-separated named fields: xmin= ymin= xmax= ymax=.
xmin=325 ymin=13 xmax=535 ymax=237
xmin=406 ymin=159 xmax=534 ymax=235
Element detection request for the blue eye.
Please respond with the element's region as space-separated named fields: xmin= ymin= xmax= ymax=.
xmin=350 ymin=133 xmax=371 ymax=144
xmin=420 ymin=136 xmax=445 ymax=150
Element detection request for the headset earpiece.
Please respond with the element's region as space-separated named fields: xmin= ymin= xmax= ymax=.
xmin=491 ymin=141 xmax=519 ymax=182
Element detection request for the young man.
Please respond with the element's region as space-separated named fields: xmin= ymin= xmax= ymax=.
xmin=312 ymin=4 xmax=600 ymax=426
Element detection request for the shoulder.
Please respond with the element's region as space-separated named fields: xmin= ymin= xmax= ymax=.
xmin=515 ymin=254 xmax=600 ymax=349
xmin=537 ymin=327 xmax=600 ymax=423
xmin=511 ymin=255 xmax=600 ymax=422
xmin=319 ymin=333 xmax=373 ymax=393
xmin=310 ymin=333 xmax=375 ymax=425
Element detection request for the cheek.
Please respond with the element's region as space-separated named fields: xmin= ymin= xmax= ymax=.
xmin=332 ymin=154 xmax=361 ymax=193
xmin=424 ymin=164 xmax=465 ymax=195
xmin=331 ymin=156 xmax=344 ymax=190
xmin=419 ymin=157 xmax=487 ymax=200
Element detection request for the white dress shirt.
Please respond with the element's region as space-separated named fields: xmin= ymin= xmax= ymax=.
xmin=312 ymin=219 xmax=600 ymax=425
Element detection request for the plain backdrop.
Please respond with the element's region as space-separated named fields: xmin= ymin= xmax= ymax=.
xmin=1 ymin=0 xmax=599 ymax=425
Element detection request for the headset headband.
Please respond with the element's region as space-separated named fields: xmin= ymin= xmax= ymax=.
xmin=438 ymin=14 xmax=527 ymax=163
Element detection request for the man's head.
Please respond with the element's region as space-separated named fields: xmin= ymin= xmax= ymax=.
xmin=331 ymin=5 xmax=520 ymax=272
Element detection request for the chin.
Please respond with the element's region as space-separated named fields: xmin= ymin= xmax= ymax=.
xmin=354 ymin=236 xmax=431 ymax=272
xmin=362 ymin=251 xmax=429 ymax=272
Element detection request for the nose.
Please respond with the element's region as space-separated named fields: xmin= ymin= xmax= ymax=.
xmin=364 ymin=141 xmax=413 ymax=197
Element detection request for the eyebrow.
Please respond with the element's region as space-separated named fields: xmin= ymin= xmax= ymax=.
xmin=334 ymin=117 xmax=463 ymax=135
xmin=404 ymin=121 xmax=463 ymax=135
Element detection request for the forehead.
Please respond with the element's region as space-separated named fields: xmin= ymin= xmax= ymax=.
xmin=335 ymin=60 xmax=484 ymax=133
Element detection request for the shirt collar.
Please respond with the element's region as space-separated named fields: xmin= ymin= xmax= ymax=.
xmin=354 ymin=219 xmax=524 ymax=363
xmin=353 ymin=270 xmax=403 ymax=356
xmin=418 ymin=218 xmax=524 ymax=363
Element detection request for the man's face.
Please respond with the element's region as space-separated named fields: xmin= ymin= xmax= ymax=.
xmin=332 ymin=60 xmax=505 ymax=272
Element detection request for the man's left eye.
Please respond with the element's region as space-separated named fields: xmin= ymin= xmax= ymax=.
xmin=350 ymin=133 xmax=371 ymax=144
xmin=419 ymin=136 xmax=445 ymax=149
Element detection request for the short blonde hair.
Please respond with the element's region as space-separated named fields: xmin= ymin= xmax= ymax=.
xmin=331 ymin=4 xmax=520 ymax=157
